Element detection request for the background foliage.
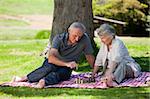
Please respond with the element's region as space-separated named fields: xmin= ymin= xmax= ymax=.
xmin=93 ymin=0 xmax=149 ymax=36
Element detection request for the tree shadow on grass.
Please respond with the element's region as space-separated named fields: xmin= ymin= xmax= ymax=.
xmin=76 ymin=56 xmax=149 ymax=72
xmin=0 ymin=86 xmax=149 ymax=98
xmin=0 ymin=57 xmax=149 ymax=98
xmin=133 ymin=57 xmax=149 ymax=72
xmin=76 ymin=65 xmax=91 ymax=72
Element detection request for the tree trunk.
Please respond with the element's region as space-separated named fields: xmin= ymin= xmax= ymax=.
xmin=51 ymin=0 xmax=95 ymax=47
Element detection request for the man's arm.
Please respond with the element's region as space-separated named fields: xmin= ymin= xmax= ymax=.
xmin=91 ymin=65 xmax=99 ymax=76
xmin=85 ymin=54 xmax=95 ymax=68
xmin=48 ymin=48 xmax=77 ymax=69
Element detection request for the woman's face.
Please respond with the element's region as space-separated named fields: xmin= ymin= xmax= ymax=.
xmin=99 ymin=34 xmax=113 ymax=45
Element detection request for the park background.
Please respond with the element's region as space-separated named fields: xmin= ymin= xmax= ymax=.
xmin=0 ymin=0 xmax=149 ymax=99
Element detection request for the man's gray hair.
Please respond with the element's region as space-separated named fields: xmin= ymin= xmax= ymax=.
xmin=68 ymin=22 xmax=86 ymax=33
xmin=96 ymin=24 xmax=116 ymax=36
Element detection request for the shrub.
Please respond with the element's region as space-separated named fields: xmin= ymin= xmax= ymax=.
xmin=35 ymin=30 xmax=51 ymax=39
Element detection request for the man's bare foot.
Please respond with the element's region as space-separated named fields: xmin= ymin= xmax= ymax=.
xmin=35 ymin=79 xmax=45 ymax=88
xmin=11 ymin=76 xmax=27 ymax=82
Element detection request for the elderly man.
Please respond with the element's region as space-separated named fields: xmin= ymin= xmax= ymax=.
xmin=12 ymin=22 xmax=95 ymax=88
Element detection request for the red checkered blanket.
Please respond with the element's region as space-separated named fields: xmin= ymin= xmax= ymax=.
xmin=1 ymin=72 xmax=150 ymax=89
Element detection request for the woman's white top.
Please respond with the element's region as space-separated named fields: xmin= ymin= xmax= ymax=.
xmin=95 ymin=37 xmax=141 ymax=77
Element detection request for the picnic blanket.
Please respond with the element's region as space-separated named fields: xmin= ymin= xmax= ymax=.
xmin=1 ymin=72 xmax=150 ymax=89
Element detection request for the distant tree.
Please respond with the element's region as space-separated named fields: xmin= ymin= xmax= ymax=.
xmin=51 ymin=0 xmax=95 ymax=47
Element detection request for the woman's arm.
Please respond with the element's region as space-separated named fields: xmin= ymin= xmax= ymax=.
xmin=105 ymin=61 xmax=118 ymax=76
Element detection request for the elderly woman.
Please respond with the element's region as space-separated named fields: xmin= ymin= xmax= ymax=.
xmin=92 ymin=24 xmax=141 ymax=87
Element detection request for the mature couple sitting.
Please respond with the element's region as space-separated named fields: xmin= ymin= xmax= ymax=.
xmin=12 ymin=22 xmax=141 ymax=88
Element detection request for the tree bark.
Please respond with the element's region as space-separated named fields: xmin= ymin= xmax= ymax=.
xmin=51 ymin=0 xmax=95 ymax=47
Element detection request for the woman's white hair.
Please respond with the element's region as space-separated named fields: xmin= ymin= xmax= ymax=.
xmin=68 ymin=22 xmax=86 ymax=33
xmin=96 ymin=23 xmax=116 ymax=36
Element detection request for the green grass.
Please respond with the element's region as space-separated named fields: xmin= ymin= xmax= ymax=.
xmin=0 ymin=29 xmax=46 ymax=40
xmin=0 ymin=19 xmax=29 ymax=26
xmin=0 ymin=87 xmax=149 ymax=99
xmin=0 ymin=40 xmax=48 ymax=82
xmin=0 ymin=37 xmax=149 ymax=98
xmin=0 ymin=0 xmax=54 ymax=15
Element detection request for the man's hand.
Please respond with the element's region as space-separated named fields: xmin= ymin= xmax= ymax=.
xmin=91 ymin=65 xmax=100 ymax=78
xmin=65 ymin=61 xmax=78 ymax=69
xmin=91 ymin=72 xmax=97 ymax=79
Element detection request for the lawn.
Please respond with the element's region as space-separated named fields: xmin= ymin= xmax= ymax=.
xmin=0 ymin=0 xmax=54 ymax=15
xmin=0 ymin=19 xmax=29 ymax=27
xmin=0 ymin=0 xmax=149 ymax=98
xmin=0 ymin=87 xmax=149 ymax=99
xmin=0 ymin=29 xmax=39 ymax=40
xmin=0 ymin=37 xmax=149 ymax=99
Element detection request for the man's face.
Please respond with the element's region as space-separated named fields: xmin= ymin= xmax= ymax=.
xmin=68 ymin=28 xmax=83 ymax=44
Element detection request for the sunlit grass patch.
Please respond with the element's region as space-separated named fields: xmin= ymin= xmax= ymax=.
xmin=0 ymin=29 xmax=38 ymax=40
xmin=0 ymin=0 xmax=54 ymax=15
xmin=0 ymin=19 xmax=29 ymax=26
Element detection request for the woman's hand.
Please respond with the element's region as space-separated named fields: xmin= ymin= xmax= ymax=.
xmin=104 ymin=72 xmax=115 ymax=87
xmin=101 ymin=74 xmax=116 ymax=87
